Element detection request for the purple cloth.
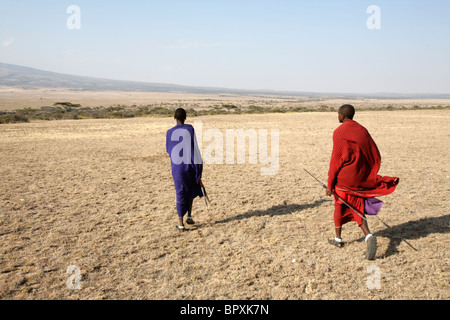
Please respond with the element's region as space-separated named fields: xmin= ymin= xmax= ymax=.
xmin=364 ymin=198 xmax=383 ymax=215
xmin=166 ymin=124 xmax=203 ymax=218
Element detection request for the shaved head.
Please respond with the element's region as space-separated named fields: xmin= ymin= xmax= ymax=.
xmin=339 ymin=104 xmax=355 ymax=120
xmin=174 ymin=108 xmax=187 ymax=122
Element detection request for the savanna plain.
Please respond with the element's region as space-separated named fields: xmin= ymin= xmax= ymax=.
xmin=0 ymin=108 xmax=448 ymax=300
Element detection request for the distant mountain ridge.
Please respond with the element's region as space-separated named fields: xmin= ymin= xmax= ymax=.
xmin=0 ymin=62 xmax=214 ymax=93
xmin=1 ymin=62 xmax=449 ymax=99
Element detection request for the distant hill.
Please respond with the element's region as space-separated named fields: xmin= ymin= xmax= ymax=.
xmin=0 ymin=62 xmax=215 ymax=93
xmin=1 ymin=62 xmax=449 ymax=99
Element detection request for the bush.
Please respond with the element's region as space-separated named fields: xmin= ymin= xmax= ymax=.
xmin=105 ymin=106 xmax=124 ymax=112
xmin=222 ymin=104 xmax=238 ymax=111
xmin=54 ymin=102 xmax=81 ymax=108
xmin=149 ymin=107 xmax=173 ymax=115
xmin=245 ymin=105 xmax=265 ymax=113
xmin=292 ymin=107 xmax=309 ymax=112
xmin=0 ymin=114 xmax=29 ymax=124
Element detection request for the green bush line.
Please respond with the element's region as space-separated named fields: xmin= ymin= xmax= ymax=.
xmin=0 ymin=103 xmax=448 ymax=124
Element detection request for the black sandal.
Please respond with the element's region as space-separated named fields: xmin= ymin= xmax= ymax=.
xmin=328 ymin=238 xmax=344 ymax=248
xmin=186 ymin=217 xmax=195 ymax=225
xmin=365 ymin=235 xmax=377 ymax=260
xmin=176 ymin=225 xmax=186 ymax=232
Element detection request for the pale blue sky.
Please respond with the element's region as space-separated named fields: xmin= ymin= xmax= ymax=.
xmin=1 ymin=0 xmax=449 ymax=93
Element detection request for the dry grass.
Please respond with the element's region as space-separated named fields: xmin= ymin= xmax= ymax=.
xmin=1 ymin=86 xmax=450 ymax=112
xmin=0 ymin=110 xmax=449 ymax=300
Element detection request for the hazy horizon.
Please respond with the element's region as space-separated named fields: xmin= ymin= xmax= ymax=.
xmin=1 ymin=0 xmax=449 ymax=94
xmin=2 ymin=61 xmax=450 ymax=98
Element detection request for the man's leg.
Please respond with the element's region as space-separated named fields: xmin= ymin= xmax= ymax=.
xmin=186 ymin=199 xmax=195 ymax=225
xmin=335 ymin=227 xmax=342 ymax=239
xmin=176 ymin=205 xmax=186 ymax=231
xmin=359 ymin=220 xmax=371 ymax=237
xmin=187 ymin=199 xmax=193 ymax=218
xmin=176 ymin=189 xmax=188 ymax=231
xmin=333 ymin=203 xmax=344 ymax=247
xmin=333 ymin=226 xmax=343 ymax=247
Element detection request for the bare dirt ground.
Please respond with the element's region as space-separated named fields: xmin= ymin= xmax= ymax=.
xmin=0 ymin=110 xmax=448 ymax=300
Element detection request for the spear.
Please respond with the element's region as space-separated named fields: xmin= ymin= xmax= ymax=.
xmin=303 ymin=168 xmax=367 ymax=221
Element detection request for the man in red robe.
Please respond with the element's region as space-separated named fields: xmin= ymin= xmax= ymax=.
xmin=326 ymin=105 xmax=399 ymax=260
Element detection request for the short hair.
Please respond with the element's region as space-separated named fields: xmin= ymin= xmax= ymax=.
xmin=174 ymin=108 xmax=187 ymax=121
xmin=339 ymin=104 xmax=355 ymax=119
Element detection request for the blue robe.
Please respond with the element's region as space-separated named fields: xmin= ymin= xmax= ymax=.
xmin=166 ymin=124 xmax=203 ymax=218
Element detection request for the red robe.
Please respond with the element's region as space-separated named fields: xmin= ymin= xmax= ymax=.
xmin=328 ymin=120 xmax=399 ymax=227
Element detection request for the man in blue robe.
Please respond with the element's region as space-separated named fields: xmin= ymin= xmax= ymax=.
xmin=166 ymin=108 xmax=203 ymax=231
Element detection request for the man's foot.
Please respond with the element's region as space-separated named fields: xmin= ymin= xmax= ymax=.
xmin=365 ymin=234 xmax=377 ymax=260
xmin=186 ymin=217 xmax=195 ymax=225
xmin=176 ymin=225 xmax=186 ymax=232
xmin=328 ymin=238 xmax=344 ymax=248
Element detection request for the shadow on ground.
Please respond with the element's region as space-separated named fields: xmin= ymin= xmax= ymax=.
xmin=364 ymin=214 xmax=449 ymax=257
xmin=214 ymin=199 xmax=330 ymax=225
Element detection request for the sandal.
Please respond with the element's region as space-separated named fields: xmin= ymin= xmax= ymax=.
xmin=186 ymin=217 xmax=195 ymax=225
xmin=365 ymin=235 xmax=377 ymax=260
xmin=328 ymin=238 xmax=344 ymax=248
xmin=176 ymin=225 xmax=186 ymax=232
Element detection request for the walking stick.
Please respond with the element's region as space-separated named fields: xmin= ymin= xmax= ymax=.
xmin=303 ymin=169 xmax=367 ymax=221
xmin=199 ymin=178 xmax=210 ymax=210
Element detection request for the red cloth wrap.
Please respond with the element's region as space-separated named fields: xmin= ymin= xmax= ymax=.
xmin=328 ymin=120 xmax=399 ymax=227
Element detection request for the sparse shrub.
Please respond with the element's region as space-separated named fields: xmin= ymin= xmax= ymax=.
xmin=222 ymin=104 xmax=238 ymax=111
xmin=0 ymin=113 xmax=29 ymax=124
xmin=185 ymin=108 xmax=198 ymax=117
xmin=246 ymin=105 xmax=264 ymax=113
xmin=292 ymin=107 xmax=308 ymax=112
xmin=318 ymin=105 xmax=329 ymax=111
xmin=106 ymin=106 xmax=124 ymax=112
xmin=135 ymin=106 xmax=150 ymax=116
xmin=2 ymin=99 xmax=447 ymax=125
xmin=270 ymin=107 xmax=287 ymax=113
xmin=149 ymin=107 xmax=173 ymax=115
xmin=54 ymin=102 xmax=81 ymax=108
